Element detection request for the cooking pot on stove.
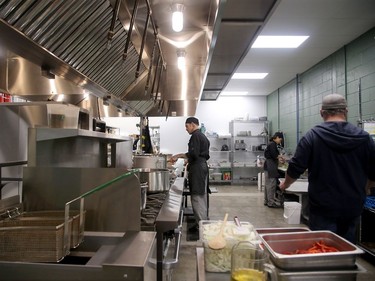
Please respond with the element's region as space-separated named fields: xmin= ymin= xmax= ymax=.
xmin=136 ymin=168 xmax=170 ymax=193
xmin=133 ymin=154 xmax=167 ymax=169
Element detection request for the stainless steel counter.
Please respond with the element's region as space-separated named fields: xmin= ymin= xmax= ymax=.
xmin=27 ymin=127 xmax=133 ymax=168
xmin=33 ymin=127 xmax=130 ymax=142
xmin=156 ymin=177 xmax=184 ymax=233
xmin=155 ymin=177 xmax=184 ymax=281
xmin=0 ymin=231 xmax=157 ymax=281
xmin=196 ymin=247 xmax=366 ymax=281
xmin=284 ymin=180 xmax=308 ymax=194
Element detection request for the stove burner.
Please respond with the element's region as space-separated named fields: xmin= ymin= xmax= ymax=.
xmin=141 ymin=216 xmax=156 ymax=227
xmin=147 ymin=193 xmax=167 ymax=201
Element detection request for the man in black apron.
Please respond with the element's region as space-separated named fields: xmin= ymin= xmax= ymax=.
xmin=171 ymin=117 xmax=210 ymax=232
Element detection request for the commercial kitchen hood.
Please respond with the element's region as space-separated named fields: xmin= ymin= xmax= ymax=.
xmin=0 ymin=0 xmax=278 ymax=117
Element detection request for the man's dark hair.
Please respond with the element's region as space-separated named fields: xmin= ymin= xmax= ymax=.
xmin=185 ymin=117 xmax=199 ymax=125
xmin=321 ymin=108 xmax=347 ymax=116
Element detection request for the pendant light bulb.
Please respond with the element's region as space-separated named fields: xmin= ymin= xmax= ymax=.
xmin=177 ymin=49 xmax=186 ymax=70
xmin=172 ymin=4 xmax=184 ymax=32
xmin=177 ymin=56 xmax=185 ymax=70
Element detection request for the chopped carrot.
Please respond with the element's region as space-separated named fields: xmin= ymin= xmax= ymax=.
xmin=283 ymin=240 xmax=339 ymax=255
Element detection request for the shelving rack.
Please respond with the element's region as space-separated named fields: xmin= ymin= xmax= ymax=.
xmin=206 ymin=119 xmax=269 ymax=185
xmin=149 ymin=126 xmax=160 ymax=154
xmin=207 ymin=134 xmax=232 ymax=184
xmin=229 ymin=119 xmax=269 ymax=184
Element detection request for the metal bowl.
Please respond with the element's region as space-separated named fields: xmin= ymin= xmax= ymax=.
xmin=259 ymin=231 xmax=364 ymax=270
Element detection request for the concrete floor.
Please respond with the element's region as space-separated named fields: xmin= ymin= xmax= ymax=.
xmin=168 ymin=185 xmax=375 ymax=281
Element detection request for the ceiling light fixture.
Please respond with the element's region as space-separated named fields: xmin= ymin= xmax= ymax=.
xmin=232 ymin=73 xmax=268 ymax=79
xmin=171 ymin=3 xmax=184 ymax=32
xmin=177 ymin=49 xmax=186 ymax=70
xmin=252 ymin=36 xmax=309 ymax=48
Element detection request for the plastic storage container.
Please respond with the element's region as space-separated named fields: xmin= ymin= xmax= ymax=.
xmin=283 ymin=201 xmax=301 ymax=224
xmin=199 ymin=220 xmax=260 ymax=272
xmin=47 ymin=103 xmax=80 ymax=128
xmin=211 ymin=172 xmax=222 ymax=181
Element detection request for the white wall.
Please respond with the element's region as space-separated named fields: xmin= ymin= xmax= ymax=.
xmin=104 ymin=96 xmax=267 ymax=155
xmin=104 ymin=116 xmax=190 ymax=155
xmin=195 ymin=96 xmax=267 ymax=135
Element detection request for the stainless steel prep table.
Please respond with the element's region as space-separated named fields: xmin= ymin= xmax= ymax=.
xmin=196 ymin=247 xmax=366 ymax=281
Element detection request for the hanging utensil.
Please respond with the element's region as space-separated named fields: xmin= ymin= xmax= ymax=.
xmin=233 ymin=216 xmax=250 ymax=236
xmin=150 ymin=52 xmax=161 ymax=98
xmin=122 ymin=0 xmax=139 ymax=62
xmin=159 ymin=100 xmax=165 ymax=114
xmin=106 ymin=0 xmax=121 ymax=49
xmin=234 ymin=216 xmax=242 ymax=227
xmin=154 ymin=63 xmax=164 ymax=102
xmin=145 ymin=36 xmax=158 ymax=95
xmin=165 ymin=102 xmax=171 ymax=120
xmin=135 ymin=8 xmax=150 ymax=79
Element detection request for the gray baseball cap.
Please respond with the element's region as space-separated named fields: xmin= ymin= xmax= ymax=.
xmin=321 ymin=94 xmax=347 ymax=110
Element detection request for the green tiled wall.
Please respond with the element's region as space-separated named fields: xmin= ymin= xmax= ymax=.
xmin=267 ymin=91 xmax=279 ymax=134
xmin=267 ymin=27 xmax=375 ymax=154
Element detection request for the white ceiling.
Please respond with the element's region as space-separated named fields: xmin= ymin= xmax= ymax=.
xmin=223 ymin=0 xmax=375 ymax=96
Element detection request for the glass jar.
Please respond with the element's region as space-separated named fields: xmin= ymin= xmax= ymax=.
xmin=231 ymin=241 xmax=277 ymax=281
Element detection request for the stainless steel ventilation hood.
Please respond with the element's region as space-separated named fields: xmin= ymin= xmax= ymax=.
xmin=0 ymin=0 xmax=278 ymax=117
xmin=201 ymin=0 xmax=279 ymax=101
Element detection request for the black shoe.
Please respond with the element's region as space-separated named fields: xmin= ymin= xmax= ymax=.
xmin=188 ymin=225 xmax=199 ymax=233
xmin=268 ymin=203 xmax=282 ymax=208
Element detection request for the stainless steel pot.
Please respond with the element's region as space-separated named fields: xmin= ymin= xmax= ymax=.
xmin=137 ymin=168 xmax=170 ymax=193
xmin=133 ymin=154 xmax=167 ymax=169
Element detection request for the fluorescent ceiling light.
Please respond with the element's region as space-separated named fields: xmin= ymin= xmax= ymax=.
xmin=232 ymin=73 xmax=268 ymax=79
xmin=221 ymin=91 xmax=249 ymax=96
xmin=172 ymin=4 xmax=184 ymax=32
xmin=252 ymin=36 xmax=309 ymax=48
